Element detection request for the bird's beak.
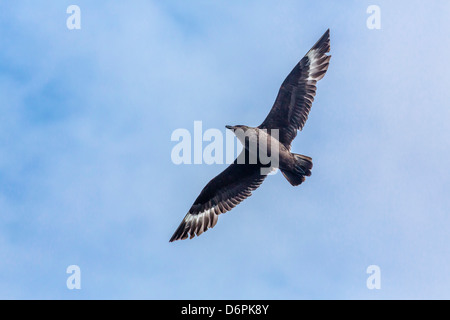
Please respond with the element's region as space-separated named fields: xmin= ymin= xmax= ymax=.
xmin=225 ymin=125 xmax=234 ymax=130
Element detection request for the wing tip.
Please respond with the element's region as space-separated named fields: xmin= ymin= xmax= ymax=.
xmin=306 ymin=29 xmax=331 ymax=80
xmin=169 ymin=221 xmax=186 ymax=242
xmin=169 ymin=207 xmax=221 ymax=242
xmin=311 ymin=28 xmax=331 ymax=54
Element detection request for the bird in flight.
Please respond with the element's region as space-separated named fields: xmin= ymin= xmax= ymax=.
xmin=170 ymin=29 xmax=331 ymax=242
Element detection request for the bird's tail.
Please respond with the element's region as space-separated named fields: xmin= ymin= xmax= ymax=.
xmin=281 ymin=154 xmax=313 ymax=186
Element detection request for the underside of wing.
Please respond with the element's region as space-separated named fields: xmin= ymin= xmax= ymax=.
xmin=169 ymin=152 xmax=268 ymax=242
xmin=259 ymin=29 xmax=331 ymax=148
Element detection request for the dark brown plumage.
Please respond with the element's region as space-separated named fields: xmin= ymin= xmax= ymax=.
xmin=259 ymin=29 xmax=331 ymax=148
xmin=170 ymin=29 xmax=331 ymax=242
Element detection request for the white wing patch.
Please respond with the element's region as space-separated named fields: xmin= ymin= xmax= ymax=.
xmin=179 ymin=206 xmax=220 ymax=240
xmin=306 ymin=48 xmax=331 ymax=82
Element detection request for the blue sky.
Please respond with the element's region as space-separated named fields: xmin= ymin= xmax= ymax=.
xmin=1 ymin=0 xmax=450 ymax=299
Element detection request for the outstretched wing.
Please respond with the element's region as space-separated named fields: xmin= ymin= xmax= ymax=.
xmin=169 ymin=152 xmax=268 ymax=242
xmin=259 ymin=29 xmax=331 ymax=148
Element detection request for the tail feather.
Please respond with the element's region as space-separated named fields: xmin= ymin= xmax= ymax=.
xmin=281 ymin=154 xmax=313 ymax=186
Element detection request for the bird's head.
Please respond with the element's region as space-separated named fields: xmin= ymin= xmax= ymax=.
xmin=225 ymin=125 xmax=249 ymax=132
xmin=225 ymin=125 xmax=253 ymax=145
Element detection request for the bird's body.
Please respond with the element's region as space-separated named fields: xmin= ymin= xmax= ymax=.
xmin=170 ymin=29 xmax=331 ymax=242
xmin=228 ymin=125 xmax=308 ymax=182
